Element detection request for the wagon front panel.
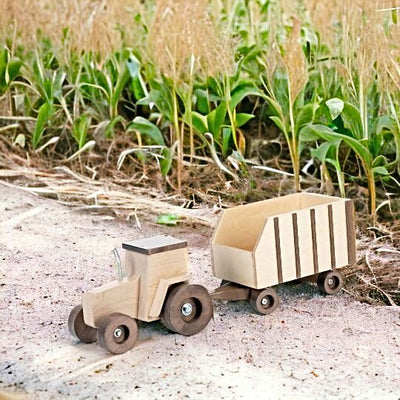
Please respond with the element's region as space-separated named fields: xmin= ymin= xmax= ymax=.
xmin=212 ymin=244 xmax=255 ymax=287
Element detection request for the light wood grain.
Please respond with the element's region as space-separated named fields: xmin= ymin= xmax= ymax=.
xmin=125 ymin=247 xmax=189 ymax=322
xmin=82 ymin=277 xmax=139 ymax=328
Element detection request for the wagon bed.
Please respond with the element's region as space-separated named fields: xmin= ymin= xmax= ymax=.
xmin=211 ymin=193 xmax=356 ymax=290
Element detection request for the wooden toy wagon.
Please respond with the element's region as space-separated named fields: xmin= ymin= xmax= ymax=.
xmin=68 ymin=193 xmax=356 ymax=354
xmin=211 ymin=193 xmax=356 ymax=314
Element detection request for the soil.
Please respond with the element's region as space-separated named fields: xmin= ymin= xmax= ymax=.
xmin=1 ymin=181 xmax=399 ymax=400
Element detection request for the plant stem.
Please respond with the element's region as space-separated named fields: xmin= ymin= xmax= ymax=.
xmin=367 ymin=168 xmax=376 ymax=224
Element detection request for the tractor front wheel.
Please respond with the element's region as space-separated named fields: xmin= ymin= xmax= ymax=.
xmin=68 ymin=305 xmax=97 ymax=343
xmin=97 ymin=313 xmax=138 ymax=354
xmin=161 ymin=284 xmax=213 ymax=336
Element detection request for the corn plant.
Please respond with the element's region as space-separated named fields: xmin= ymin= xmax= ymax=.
xmin=191 ymin=74 xmax=262 ymax=157
xmin=303 ymin=98 xmax=400 ymax=222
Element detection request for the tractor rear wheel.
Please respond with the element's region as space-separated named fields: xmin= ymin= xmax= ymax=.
xmin=97 ymin=313 xmax=138 ymax=354
xmin=161 ymin=284 xmax=213 ymax=336
xmin=317 ymin=270 xmax=343 ymax=295
xmin=250 ymin=288 xmax=279 ymax=315
xmin=68 ymin=305 xmax=97 ymax=343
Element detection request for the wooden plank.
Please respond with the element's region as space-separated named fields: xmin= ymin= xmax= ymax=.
xmin=123 ymin=235 xmax=187 ymax=255
xmin=274 ymin=217 xmax=283 ymax=284
xmin=345 ymin=200 xmax=357 ymax=265
xmin=254 ymin=219 xmax=278 ymax=288
xmin=277 ymin=214 xmax=297 ymax=282
xmin=328 ymin=204 xmax=336 ymax=269
xmin=212 ymin=193 xmax=305 ymax=252
xmin=212 ymin=244 xmax=254 ymax=287
xmin=310 ymin=209 xmax=319 ymax=274
xmin=210 ymin=282 xmax=250 ymax=301
xmin=82 ymin=278 xmax=139 ymax=328
xmin=292 ymin=213 xmax=301 ymax=279
xmin=296 ymin=209 xmax=315 ymax=278
xmin=149 ymin=274 xmax=190 ymax=318
xmin=314 ymin=205 xmax=332 ymax=272
xmin=331 ymin=200 xmax=349 ymax=268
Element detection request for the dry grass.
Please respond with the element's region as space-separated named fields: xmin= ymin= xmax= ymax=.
xmin=148 ymin=0 xmax=234 ymax=80
xmin=282 ymin=17 xmax=308 ymax=102
xmin=1 ymin=0 xmax=147 ymax=55
xmin=306 ymin=0 xmax=400 ymax=94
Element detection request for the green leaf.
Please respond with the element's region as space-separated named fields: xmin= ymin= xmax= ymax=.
xmin=32 ymin=102 xmax=52 ymax=149
xmin=325 ymin=98 xmax=344 ymax=121
xmin=311 ymin=141 xmax=333 ymax=163
xmin=160 ymin=147 xmax=173 ymax=176
xmin=230 ymin=83 xmax=263 ymax=111
xmin=207 ymin=103 xmax=227 ymax=139
xmin=128 ymin=116 xmax=165 ymax=145
xmin=294 ymin=102 xmax=318 ymax=134
xmin=341 ymin=103 xmax=363 ymax=139
xmin=235 ymin=113 xmax=255 ymax=128
xmin=194 ymin=88 xmax=210 ymax=115
xmin=373 ymin=166 xmax=389 ymax=176
xmin=156 ymin=214 xmax=180 ymax=226
xmin=270 ymin=116 xmax=288 ymax=136
xmin=191 ymin=112 xmax=208 ymax=134
xmin=301 ymin=124 xmax=373 ymax=167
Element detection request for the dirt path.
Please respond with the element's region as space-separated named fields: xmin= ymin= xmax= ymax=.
xmin=1 ymin=182 xmax=399 ymax=399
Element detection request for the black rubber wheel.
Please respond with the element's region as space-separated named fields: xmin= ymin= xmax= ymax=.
xmin=68 ymin=305 xmax=97 ymax=344
xmin=249 ymin=288 xmax=279 ymax=315
xmin=97 ymin=313 xmax=138 ymax=355
xmin=317 ymin=270 xmax=343 ymax=295
xmin=161 ymin=284 xmax=213 ymax=336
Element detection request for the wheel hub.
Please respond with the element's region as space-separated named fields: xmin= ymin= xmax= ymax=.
xmin=181 ymin=302 xmax=193 ymax=317
xmin=261 ymin=297 xmax=270 ymax=307
xmin=114 ymin=327 xmax=123 ymax=339
xmin=328 ymin=278 xmax=335 ymax=287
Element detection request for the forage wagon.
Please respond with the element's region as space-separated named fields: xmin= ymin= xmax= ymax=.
xmin=68 ymin=193 xmax=356 ymax=354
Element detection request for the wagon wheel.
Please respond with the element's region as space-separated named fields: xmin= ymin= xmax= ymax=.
xmin=161 ymin=284 xmax=213 ymax=336
xmin=317 ymin=270 xmax=343 ymax=295
xmin=250 ymin=288 xmax=279 ymax=315
xmin=68 ymin=305 xmax=97 ymax=344
xmin=97 ymin=313 xmax=138 ymax=355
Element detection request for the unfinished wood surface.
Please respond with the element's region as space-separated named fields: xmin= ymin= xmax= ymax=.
xmin=125 ymin=247 xmax=189 ymax=322
xmin=314 ymin=205 xmax=332 ymax=273
xmin=149 ymin=274 xmax=191 ymax=318
xmin=82 ymin=277 xmax=139 ymax=328
xmin=122 ymin=235 xmax=187 ymax=255
xmin=345 ymin=200 xmax=357 ymax=265
xmin=212 ymin=244 xmax=254 ymax=287
xmin=211 ymin=194 xmax=355 ymax=290
xmin=296 ymin=208 xmax=315 ymax=278
xmin=210 ymin=282 xmax=250 ymax=301
xmin=254 ymin=220 xmax=278 ymax=288
xmin=278 ymin=213 xmax=298 ymax=283
xmin=331 ymin=200 xmax=349 ymax=268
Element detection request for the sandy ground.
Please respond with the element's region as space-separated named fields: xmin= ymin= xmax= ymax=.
xmin=0 ymin=181 xmax=399 ymax=400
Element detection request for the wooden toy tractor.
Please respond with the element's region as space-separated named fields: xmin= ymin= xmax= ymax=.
xmin=68 ymin=236 xmax=213 ymax=354
xmin=69 ymin=193 xmax=356 ymax=354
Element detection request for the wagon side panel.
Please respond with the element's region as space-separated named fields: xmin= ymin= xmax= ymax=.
xmin=277 ymin=213 xmax=298 ymax=283
xmin=313 ymin=205 xmax=332 ymax=272
xmin=296 ymin=209 xmax=315 ymax=278
xmin=254 ymin=219 xmax=278 ymax=288
xmin=212 ymin=244 xmax=254 ymax=287
xmin=330 ymin=200 xmax=350 ymax=268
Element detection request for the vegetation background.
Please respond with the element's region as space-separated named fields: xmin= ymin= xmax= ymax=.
xmin=0 ymin=0 xmax=399 ymax=304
